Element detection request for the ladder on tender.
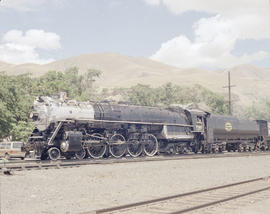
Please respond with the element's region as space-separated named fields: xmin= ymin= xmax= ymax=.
xmin=48 ymin=121 xmax=63 ymax=146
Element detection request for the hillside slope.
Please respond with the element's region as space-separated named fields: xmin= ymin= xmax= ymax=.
xmin=1 ymin=53 xmax=269 ymax=107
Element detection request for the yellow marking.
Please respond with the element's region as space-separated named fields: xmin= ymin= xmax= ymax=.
xmin=225 ymin=122 xmax=232 ymax=132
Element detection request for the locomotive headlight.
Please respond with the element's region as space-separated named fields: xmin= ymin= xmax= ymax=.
xmin=60 ymin=141 xmax=69 ymax=152
xmin=29 ymin=112 xmax=39 ymax=121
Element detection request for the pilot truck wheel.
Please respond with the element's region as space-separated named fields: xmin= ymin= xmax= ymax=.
xmin=48 ymin=147 xmax=61 ymax=161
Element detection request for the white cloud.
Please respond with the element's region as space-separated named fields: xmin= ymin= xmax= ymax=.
xmin=144 ymin=0 xmax=270 ymax=39
xmin=144 ymin=0 xmax=161 ymax=6
xmin=0 ymin=0 xmax=64 ymax=11
xmin=0 ymin=29 xmax=61 ymax=64
xmin=145 ymin=0 xmax=270 ymax=68
xmin=3 ymin=30 xmax=61 ymax=50
xmin=151 ymin=15 xmax=269 ymax=69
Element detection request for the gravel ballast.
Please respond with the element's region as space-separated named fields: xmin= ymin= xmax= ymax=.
xmin=1 ymin=155 xmax=270 ymax=214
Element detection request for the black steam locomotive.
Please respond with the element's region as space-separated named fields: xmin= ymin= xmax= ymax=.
xmin=25 ymin=96 xmax=270 ymax=160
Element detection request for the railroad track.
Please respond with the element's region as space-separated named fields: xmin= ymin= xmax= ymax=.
xmin=84 ymin=176 xmax=270 ymax=214
xmin=1 ymin=151 xmax=270 ymax=173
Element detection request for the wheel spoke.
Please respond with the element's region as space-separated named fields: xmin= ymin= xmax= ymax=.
xmin=86 ymin=133 xmax=107 ymax=159
xmin=143 ymin=134 xmax=158 ymax=157
xmin=127 ymin=140 xmax=142 ymax=157
xmin=109 ymin=134 xmax=127 ymax=158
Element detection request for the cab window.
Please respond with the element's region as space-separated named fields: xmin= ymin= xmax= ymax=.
xmin=195 ymin=116 xmax=203 ymax=131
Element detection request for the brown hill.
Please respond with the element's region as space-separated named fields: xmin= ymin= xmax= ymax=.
xmin=1 ymin=53 xmax=270 ymax=108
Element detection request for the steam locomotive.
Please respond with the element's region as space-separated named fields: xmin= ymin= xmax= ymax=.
xmin=25 ymin=96 xmax=270 ymax=160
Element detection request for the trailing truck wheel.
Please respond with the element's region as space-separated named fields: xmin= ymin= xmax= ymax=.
xmin=127 ymin=140 xmax=143 ymax=158
xmin=109 ymin=134 xmax=127 ymax=158
xmin=143 ymin=134 xmax=158 ymax=157
xmin=75 ymin=149 xmax=86 ymax=160
xmin=87 ymin=133 xmax=107 ymax=159
xmin=48 ymin=147 xmax=61 ymax=161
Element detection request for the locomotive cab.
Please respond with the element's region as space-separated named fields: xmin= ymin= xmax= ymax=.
xmin=187 ymin=109 xmax=209 ymax=133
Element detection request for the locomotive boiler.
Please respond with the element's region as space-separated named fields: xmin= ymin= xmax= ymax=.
xmin=25 ymin=96 xmax=270 ymax=160
xmin=26 ymin=96 xmax=207 ymax=160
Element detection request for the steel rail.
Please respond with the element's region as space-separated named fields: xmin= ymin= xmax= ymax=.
xmin=1 ymin=151 xmax=270 ymax=173
xmin=84 ymin=176 xmax=270 ymax=214
xmin=169 ymin=186 xmax=270 ymax=214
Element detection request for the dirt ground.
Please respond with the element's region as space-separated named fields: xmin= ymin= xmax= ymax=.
xmin=1 ymin=155 xmax=270 ymax=214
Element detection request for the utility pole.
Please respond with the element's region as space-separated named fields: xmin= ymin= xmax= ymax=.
xmin=223 ymin=71 xmax=236 ymax=115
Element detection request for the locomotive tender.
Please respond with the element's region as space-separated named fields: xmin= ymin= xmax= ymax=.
xmin=25 ymin=96 xmax=270 ymax=160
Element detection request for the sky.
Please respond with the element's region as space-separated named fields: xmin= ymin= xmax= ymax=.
xmin=0 ymin=0 xmax=270 ymax=69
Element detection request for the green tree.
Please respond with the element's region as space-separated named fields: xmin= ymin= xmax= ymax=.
xmin=128 ymin=84 xmax=159 ymax=106
xmin=0 ymin=73 xmax=34 ymax=140
xmin=126 ymin=82 xmax=228 ymax=114
xmin=247 ymin=99 xmax=270 ymax=120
